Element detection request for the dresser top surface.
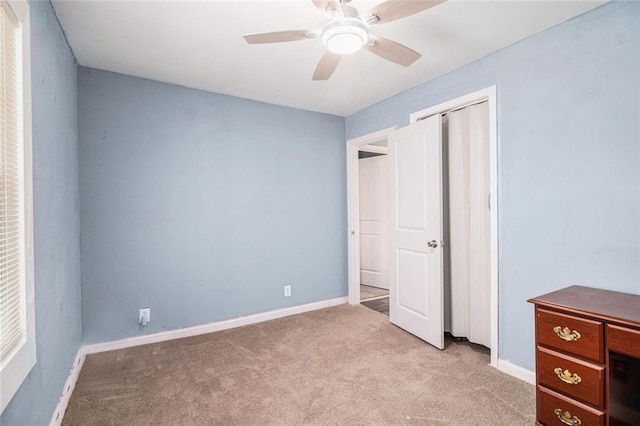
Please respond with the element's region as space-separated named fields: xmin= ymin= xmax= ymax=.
xmin=528 ymin=285 xmax=640 ymax=328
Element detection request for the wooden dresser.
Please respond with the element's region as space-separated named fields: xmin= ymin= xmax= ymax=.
xmin=528 ymin=286 xmax=640 ymax=426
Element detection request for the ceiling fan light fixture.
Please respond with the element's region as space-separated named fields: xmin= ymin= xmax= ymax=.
xmin=321 ymin=22 xmax=368 ymax=55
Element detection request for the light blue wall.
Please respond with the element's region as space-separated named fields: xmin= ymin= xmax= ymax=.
xmin=1 ymin=1 xmax=81 ymax=425
xmin=346 ymin=1 xmax=640 ymax=371
xmin=3 ymin=5 xmax=635 ymax=422
xmin=78 ymin=68 xmax=347 ymax=343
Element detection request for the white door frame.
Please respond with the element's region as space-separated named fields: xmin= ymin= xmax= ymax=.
xmin=346 ymin=127 xmax=396 ymax=305
xmin=410 ymin=86 xmax=498 ymax=368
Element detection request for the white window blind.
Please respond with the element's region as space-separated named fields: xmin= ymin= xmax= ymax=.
xmin=0 ymin=2 xmax=24 ymax=362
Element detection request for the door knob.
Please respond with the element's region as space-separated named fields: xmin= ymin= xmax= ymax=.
xmin=427 ymin=240 xmax=438 ymax=248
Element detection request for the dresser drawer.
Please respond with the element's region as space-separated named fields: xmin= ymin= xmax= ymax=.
xmin=537 ymin=346 xmax=604 ymax=408
xmin=608 ymin=324 xmax=640 ymax=358
xmin=536 ymin=308 xmax=603 ymax=363
xmin=538 ymin=386 xmax=604 ymax=426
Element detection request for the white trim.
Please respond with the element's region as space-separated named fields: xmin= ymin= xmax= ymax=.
xmin=0 ymin=0 xmax=35 ymax=414
xmin=49 ymin=350 xmax=85 ymax=426
xmin=347 ymin=127 xmax=396 ymax=305
xmin=488 ymin=88 xmax=498 ymax=369
xmin=361 ymin=295 xmax=390 ymax=303
xmin=82 ymin=297 xmax=348 ymax=355
xmin=497 ymin=358 xmax=536 ymax=385
xmin=408 ymin=86 xmax=499 ymax=369
xmin=409 ymin=87 xmax=496 ymax=124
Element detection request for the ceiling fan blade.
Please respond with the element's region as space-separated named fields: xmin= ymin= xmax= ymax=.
xmin=313 ymin=51 xmax=341 ymax=81
xmin=366 ymin=36 xmax=421 ymax=67
xmin=243 ymin=30 xmax=311 ymax=44
xmin=367 ymin=0 xmax=446 ymax=25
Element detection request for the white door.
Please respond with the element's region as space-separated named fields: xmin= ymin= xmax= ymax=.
xmin=389 ymin=114 xmax=444 ymax=349
xmin=359 ymin=155 xmax=388 ymax=289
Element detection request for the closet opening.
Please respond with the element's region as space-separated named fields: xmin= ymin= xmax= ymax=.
xmin=440 ymin=100 xmax=492 ymax=350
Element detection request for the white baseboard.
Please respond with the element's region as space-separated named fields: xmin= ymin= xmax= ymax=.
xmin=50 ymin=296 xmax=347 ymax=424
xmin=82 ymin=296 xmax=348 ymax=355
xmin=49 ymin=349 xmax=85 ymax=426
xmin=497 ymin=358 xmax=536 ymax=385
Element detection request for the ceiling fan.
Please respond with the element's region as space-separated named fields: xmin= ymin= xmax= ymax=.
xmin=243 ymin=0 xmax=446 ymax=81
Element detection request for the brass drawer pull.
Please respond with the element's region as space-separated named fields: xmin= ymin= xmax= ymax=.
xmin=554 ymin=367 xmax=582 ymax=385
xmin=553 ymin=326 xmax=581 ymax=342
xmin=554 ymin=409 xmax=581 ymax=425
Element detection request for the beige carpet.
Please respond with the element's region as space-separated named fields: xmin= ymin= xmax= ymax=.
xmin=63 ymin=305 xmax=535 ymax=425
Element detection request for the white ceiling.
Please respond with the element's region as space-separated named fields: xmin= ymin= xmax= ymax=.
xmin=52 ymin=0 xmax=605 ymax=116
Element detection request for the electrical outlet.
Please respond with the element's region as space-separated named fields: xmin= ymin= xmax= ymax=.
xmin=139 ymin=307 xmax=150 ymax=326
xmin=284 ymin=285 xmax=292 ymax=297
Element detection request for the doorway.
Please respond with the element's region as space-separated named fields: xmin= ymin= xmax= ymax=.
xmin=347 ymin=127 xmax=395 ymax=313
xmin=357 ymin=143 xmax=390 ymax=316
xmin=347 ymin=87 xmax=498 ymax=367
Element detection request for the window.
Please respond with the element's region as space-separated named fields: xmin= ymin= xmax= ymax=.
xmin=0 ymin=0 xmax=34 ymax=414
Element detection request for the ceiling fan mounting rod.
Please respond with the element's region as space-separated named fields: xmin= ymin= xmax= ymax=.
xmin=339 ymin=5 xmax=359 ymax=19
